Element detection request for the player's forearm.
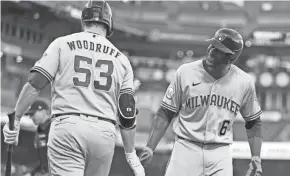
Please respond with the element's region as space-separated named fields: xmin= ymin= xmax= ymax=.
xmin=120 ymin=127 xmax=136 ymax=153
xmin=246 ymin=117 xmax=263 ymax=157
xmin=14 ymin=82 xmax=40 ymax=118
xmin=146 ymin=116 xmax=171 ymax=151
xmin=248 ymin=136 xmax=262 ymax=157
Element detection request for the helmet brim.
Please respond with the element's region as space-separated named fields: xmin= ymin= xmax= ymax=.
xmin=205 ymin=38 xmax=234 ymax=54
xmin=25 ymin=109 xmax=35 ymax=116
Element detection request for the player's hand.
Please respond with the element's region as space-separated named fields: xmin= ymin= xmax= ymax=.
xmin=246 ymin=156 xmax=262 ymax=176
xmin=139 ymin=146 xmax=154 ymax=168
xmin=3 ymin=113 xmax=20 ymax=145
xmin=29 ymin=163 xmax=49 ymax=176
xmin=125 ymin=150 xmax=145 ymax=176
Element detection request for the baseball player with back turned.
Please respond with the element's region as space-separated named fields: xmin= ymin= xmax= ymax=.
xmin=140 ymin=28 xmax=263 ymax=176
xmin=2 ymin=0 xmax=145 ymax=176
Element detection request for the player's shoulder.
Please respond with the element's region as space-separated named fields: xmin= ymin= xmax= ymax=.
xmin=119 ymin=54 xmax=132 ymax=70
xmin=231 ymin=65 xmax=255 ymax=84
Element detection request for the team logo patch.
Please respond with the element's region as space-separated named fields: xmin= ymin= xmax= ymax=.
xmin=166 ymin=87 xmax=174 ymax=100
xmin=216 ymin=33 xmax=226 ymax=42
xmin=126 ymin=106 xmax=132 ymax=113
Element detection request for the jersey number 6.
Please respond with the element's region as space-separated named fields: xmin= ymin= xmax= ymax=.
xmin=219 ymin=120 xmax=230 ymax=136
xmin=73 ymin=55 xmax=113 ymax=91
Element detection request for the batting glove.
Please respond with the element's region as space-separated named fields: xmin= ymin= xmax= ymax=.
xmin=246 ymin=156 xmax=262 ymax=176
xmin=125 ymin=150 xmax=145 ymax=176
xmin=3 ymin=113 xmax=20 ymax=145
xmin=139 ymin=146 xmax=154 ymax=168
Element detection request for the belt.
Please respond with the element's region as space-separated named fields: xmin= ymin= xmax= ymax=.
xmin=52 ymin=113 xmax=116 ymax=126
xmin=177 ymin=136 xmax=228 ymax=147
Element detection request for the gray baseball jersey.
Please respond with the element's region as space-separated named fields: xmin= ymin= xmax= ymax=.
xmin=161 ymin=59 xmax=261 ymax=144
xmin=31 ymin=32 xmax=134 ymax=123
xmin=32 ymin=31 xmax=135 ymax=176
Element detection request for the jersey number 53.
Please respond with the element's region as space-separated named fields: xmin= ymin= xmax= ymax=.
xmin=73 ymin=55 xmax=114 ymax=91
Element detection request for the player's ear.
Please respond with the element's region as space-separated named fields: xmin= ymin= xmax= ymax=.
xmin=227 ymin=55 xmax=235 ymax=64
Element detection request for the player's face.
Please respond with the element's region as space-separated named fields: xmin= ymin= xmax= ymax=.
xmin=206 ymin=44 xmax=232 ymax=67
xmin=30 ymin=110 xmax=46 ymax=125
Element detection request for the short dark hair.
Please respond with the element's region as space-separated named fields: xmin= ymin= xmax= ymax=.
xmin=83 ymin=21 xmax=107 ymax=29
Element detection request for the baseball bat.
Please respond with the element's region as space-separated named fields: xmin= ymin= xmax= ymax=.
xmin=5 ymin=112 xmax=16 ymax=176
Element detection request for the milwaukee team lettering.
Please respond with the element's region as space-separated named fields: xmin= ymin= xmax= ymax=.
xmin=185 ymin=94 xmax=240 ymax=115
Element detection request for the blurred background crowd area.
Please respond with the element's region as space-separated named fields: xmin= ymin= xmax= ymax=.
xmin=1 ymin=1 xmax=290 ymax=176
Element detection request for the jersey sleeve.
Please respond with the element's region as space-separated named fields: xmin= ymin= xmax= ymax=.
xmin=240 ymin=80 xmax=262 ymax=121
xmin=30 ymin=38 xmax=60 ymax=82
xmin=120 ymin=60 xmax=135 ymax=96
xmin=160 ymin=68 xmax=182 ymax=114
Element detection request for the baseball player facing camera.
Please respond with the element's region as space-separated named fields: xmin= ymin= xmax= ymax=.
xmin=3 ymin=100 xmax=51 ymax=176
xmin=140 ymin=28 xmax=263 ymax=176
xmin=26 ymin=100 xmax=51 ymax=176
xmin=2 ymin=0 xmax=144 ymax=176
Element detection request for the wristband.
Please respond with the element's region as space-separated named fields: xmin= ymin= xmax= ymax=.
xmin=125 ymin=149 xmax=137 ymax=157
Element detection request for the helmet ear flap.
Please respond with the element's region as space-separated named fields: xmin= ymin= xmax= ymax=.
xmin=107 ymin=17 xmax=113 ymax=37
xmin=106 ymin=2 xmax=114 ymax=37
xmin=103 ymin=1 xmax=113 ymax=37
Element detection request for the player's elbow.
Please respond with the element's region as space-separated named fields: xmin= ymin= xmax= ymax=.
xmin=156 ymin=106 xmax=176 ymax=123
xmin=118 ymin=92 xmax=137 ymax=130
xmin=28 ymin=71 xmax=50 ymax=90
xmin=119 ymin=116 xmax=136 ymax=130
xmin=245 ymin=117 xmax=262 ymax=138
xmin=245 ymin=117 xmax=262 ymax=130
